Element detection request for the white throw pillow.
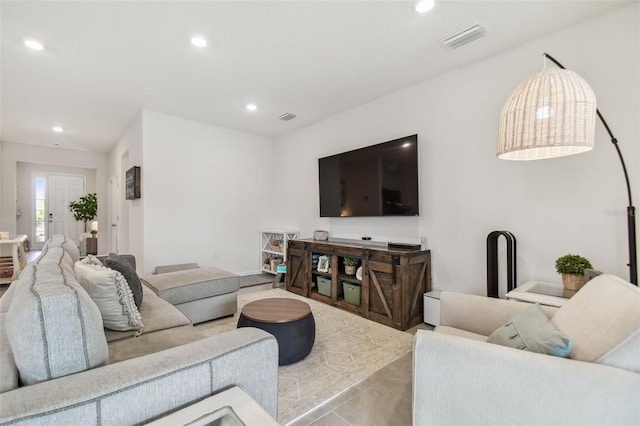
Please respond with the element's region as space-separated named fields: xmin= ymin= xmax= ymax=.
xmin=74 ymin=261 xmax=144 ymax=332
xmin=81 ymin=254 xmax=103 ymax=267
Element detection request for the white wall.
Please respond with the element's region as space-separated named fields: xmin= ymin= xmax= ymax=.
xmin=109 ymin=113 xmax=143 ymax=263
xmin=0 ymin=141 xmax=109 ymax=251
xmin=270 ymin=4 xmax=639 ymax=295
xmin=139 ymin=111 xmax=273 ymax=274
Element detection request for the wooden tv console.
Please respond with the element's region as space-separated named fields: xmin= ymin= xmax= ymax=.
xmin=285 ymin=239 xmax=431 ymax=331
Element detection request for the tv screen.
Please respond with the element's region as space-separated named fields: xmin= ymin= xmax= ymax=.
xmin=318 ymin=135 xmax=419 ymax=217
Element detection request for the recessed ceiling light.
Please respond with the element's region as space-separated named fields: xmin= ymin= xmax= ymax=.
xmin=246 ymin=103 xmax=258 ymax=111
xmin=52 ymin=126 xmax=64 ymax=133
xmin=415 ymin=0 xmax=435 ymax=13
xmin=191 ymin=36 xmax=207 ymax=48
xmin=24 ymin=38 xmax=44 ymax=50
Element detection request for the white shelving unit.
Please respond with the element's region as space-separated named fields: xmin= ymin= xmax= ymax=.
xmin=260 ymin=230 xmax=299 ymax=275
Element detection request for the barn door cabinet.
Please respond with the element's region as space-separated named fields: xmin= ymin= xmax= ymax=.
xmin=285 ymin=239 xmax=431 ymax=331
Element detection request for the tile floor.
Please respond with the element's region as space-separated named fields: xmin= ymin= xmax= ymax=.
xmin=287 ymin=323 xmax=432 ymax=426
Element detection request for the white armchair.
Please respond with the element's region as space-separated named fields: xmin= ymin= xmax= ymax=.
xmin=413 ymin=275 xmax=640 ymax=425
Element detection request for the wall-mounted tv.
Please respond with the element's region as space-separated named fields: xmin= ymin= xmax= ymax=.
xmin=318 ymin=134 xmax=419 ymax=217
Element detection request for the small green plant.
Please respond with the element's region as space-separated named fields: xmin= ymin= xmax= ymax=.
xmin=68 ymin=193 xmax=97 ymax=232
xmin=555 ymin=254 xmax=593 ymax=276
xmin=343 ymin=257 xmax=359 ymax=267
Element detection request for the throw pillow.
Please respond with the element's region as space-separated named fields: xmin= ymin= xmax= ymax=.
xmin=81 ymin=254 xmax=103 ymax=267
xmin=550 ymin=274 xmax=640 ymax=363
xmin=74 ymin=261 xmax=144 ymax=332
xmin=104 ymin=256 xmax=143 ymax=309
xmin=487 ymin=303 xmax=571 ymax=357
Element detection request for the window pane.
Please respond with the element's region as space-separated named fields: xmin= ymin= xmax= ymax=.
xmin=35 ymin=177 xmax=47 ymax=243
xmin=35 ymin=178 xmax=46 ymax=199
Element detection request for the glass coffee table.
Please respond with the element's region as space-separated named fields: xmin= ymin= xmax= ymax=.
xmin=505 ymin=281 xmax=576 ymax=307
xmin=144 ymin=386 xmax=278 ymax=426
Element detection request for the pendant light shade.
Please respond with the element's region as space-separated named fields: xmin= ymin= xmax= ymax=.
xmin=497 ymin=68 xmax=597 ymax=160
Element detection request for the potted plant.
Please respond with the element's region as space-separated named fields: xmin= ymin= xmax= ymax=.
xmin=555 ymin=254 xmax=593 ymax=290
xmin=343 ymin=257 xmax=359 ymax=276
xmin=68 ymin=193 xmax=97 ymax=232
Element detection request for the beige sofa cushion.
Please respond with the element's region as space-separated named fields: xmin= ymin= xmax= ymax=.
xmin=551 ymin=274 xmax=640 ymax=365
xmin=105 ymin=285 xmax=191 ymax=342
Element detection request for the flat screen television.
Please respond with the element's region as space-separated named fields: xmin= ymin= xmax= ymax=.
xmin=318 ymin=134 xmax=419 ymax=217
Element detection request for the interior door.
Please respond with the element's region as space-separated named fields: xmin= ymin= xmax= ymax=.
xmin=109 ymin=175 xmax=119 ymax=253
xmin=48 ymin=174 xmax=85 ymax=243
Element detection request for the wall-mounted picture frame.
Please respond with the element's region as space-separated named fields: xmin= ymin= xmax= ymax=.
xmin=125 ymin=166 xmax=141 ymax=200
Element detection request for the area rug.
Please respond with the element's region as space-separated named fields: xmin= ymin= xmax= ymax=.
xmin=195 ymin=288 xmax=413 ymax=424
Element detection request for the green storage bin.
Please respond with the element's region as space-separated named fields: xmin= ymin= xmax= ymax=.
xmin=317 ymin=276 xmax=332 ymax=297
xmin=342 ymin=281 xmax=361 ymax=304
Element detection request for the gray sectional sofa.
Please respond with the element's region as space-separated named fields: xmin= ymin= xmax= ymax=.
xmin=0 ymin=235 xmax=279 ymax=425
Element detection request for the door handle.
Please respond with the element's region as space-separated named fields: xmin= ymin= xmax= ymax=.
xmin=49 ymin=212 xmax=53 ymax=223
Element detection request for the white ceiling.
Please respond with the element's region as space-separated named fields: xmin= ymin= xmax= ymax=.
xmin=0 ymin=0 xmax=632 ymax=153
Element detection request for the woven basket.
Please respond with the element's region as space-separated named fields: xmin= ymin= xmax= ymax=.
xmin=562 ymin=273 xmax=585 ymax=291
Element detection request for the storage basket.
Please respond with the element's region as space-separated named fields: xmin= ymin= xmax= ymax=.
xmin=342 ymin=281 xmax=361 ymax=304
xmin=317 ymin=276 xmax=331 ymax=296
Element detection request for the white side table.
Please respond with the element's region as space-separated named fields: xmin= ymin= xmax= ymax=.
xmin=505 ymin=281 xmax=576 ymax=307
xmin=0 ymin=235 xmax=28 ymax=280
xmin=144 ymin=386 xmax=278 ymax=426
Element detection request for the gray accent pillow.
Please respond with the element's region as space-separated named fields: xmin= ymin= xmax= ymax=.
xmin=488 ymin=303 xmax=571 ymax=357
xmin=105 ymin=256 xmax=143 ymax=308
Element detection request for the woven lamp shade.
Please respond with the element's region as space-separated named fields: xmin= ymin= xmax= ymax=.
xmin=498 ymin=68 xmax=597 ymax=160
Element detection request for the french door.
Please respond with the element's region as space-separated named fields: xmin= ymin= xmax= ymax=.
xmin=47 ymin=174 xmax=86 ymax=244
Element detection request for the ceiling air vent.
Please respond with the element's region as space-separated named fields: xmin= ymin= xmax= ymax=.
xmin=278 ymin=112 xmax=297 ymax=121
xmin=439 ymin=23 xmax=487 ymax=49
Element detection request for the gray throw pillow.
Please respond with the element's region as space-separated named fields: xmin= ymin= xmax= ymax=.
xmin=105 ymin=256 xmax=143 ymax=308
xmin=487 ymin=303 xmax=571 ymax=357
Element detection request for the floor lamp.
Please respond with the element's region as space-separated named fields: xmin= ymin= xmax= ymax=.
xmin=497 ymin=52 xmax=637 ymax=286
